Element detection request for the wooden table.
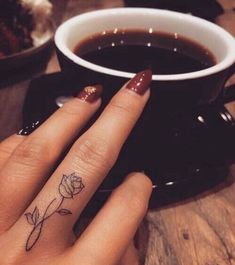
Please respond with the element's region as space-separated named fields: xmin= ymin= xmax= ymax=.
xmin=1 ymin=1 xmax=235 ymax=264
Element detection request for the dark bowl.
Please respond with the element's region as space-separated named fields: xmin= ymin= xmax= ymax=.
xmin=0 ymin=20 xmax=54 ymax=86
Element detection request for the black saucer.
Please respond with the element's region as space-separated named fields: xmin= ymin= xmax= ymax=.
xmin=22 ymin=72 xmax=231 ymax=213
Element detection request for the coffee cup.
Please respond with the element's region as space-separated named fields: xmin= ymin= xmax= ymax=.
xmin=55 ymin=8 xmax=235 ymax=206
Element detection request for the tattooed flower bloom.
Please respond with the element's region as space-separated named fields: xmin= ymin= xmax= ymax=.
xmin=25 ymin=173 xmax=84 ymax=251
xmin=59 ymin=173 xmax=84 ymax=198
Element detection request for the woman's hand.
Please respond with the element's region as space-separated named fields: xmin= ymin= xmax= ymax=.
xmin=0 ymin=70 xmax=152 ymax=265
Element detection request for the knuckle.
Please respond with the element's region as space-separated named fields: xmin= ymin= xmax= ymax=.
xmin=12 ymin=138 xmax=53 ymax=167
xmin=109 ymin=98 xmax=135 ymax=119
xmin=72 ymin=137 xmax=116 ymax=174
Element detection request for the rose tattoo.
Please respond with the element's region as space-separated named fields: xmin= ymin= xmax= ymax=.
xmin=25 ymin=173 xmax=84 ymax=251
xmin=59 ymin=173 xmax=84 ymax=198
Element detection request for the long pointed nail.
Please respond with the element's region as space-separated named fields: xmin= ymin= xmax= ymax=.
xmin=77 ymin=85 xmax=103 ymax=103
xmin=126 ymin=69 xmax=152 ymax=95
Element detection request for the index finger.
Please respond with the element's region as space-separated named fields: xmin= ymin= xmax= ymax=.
xmin=86 ymin=69 xmax=152 ymax=154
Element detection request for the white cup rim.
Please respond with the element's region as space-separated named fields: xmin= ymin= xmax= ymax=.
xmin=55 ymin=8 xmax=235 ymax=81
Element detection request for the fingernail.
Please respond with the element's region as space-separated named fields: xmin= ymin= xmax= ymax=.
xmin=77 ymin=85 xmax=103 ymax=103
xmin=17 ymin=121 xmax=41 ymax=136
xmin=126 ymin=69 xmax=152 ymax=95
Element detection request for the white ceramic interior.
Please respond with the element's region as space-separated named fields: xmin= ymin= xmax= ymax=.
xmin=55 ymin=8 xmax=235 ymax=81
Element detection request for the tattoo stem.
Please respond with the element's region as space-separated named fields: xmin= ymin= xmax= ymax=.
xmin=25 ymin=173 xmax=84 ymax=252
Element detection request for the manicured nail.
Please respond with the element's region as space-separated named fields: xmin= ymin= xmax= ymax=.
xmin=126 ymin=69 xmax=152 ymax=95
xmin=77 ymin=85 xmax=103 ymax=103
xmin=17 ymin=121 xmax=41 ymax=136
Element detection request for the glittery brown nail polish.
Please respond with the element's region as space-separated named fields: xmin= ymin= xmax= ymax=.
xmin=17 ymin=121 xmax=41 ymax=136
xmin=126 ymin=69 xmax=152 ymax=95
xmin=77 ymin=85 xmax=103 ymax=103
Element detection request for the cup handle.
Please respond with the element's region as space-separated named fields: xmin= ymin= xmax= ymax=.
xmin=203 ymin=63 xmax=235 ymax=164
xmin=223 ymin=63 xmax=235 ymax=104
xmin=223 ymin=84 xmax=235 ymax=104
xmin=216 ymin=63 xmax=235 ymax=163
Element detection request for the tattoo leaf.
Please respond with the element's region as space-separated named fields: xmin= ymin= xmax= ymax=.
xmin=25 ymin=213 xmax=34 ymax=225
xmin=26 ymin=222 xmax=43 ymax=251
xmin=32 ymin=207 xmax=40 ymax=225
xmin=57 ymin=209 xmax=72 ymax=216
xmin=25 ymin=173 xmax=85 ymax=251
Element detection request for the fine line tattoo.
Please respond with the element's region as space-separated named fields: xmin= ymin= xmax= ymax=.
xmin=25 ymin=172 xmax=85 ymax=251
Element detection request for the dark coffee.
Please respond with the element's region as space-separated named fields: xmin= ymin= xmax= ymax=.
xmin=74 ymin=29 xmax=216 ymax=75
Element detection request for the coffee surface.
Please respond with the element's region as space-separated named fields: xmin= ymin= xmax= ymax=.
xmin=74 ymin=29 xmax=216 ymax=74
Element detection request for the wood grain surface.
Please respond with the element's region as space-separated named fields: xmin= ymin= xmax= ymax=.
xmin=1 ymin=1 xmax=235 ymax=264
xmin=142 ymin=170 xmax=235 ymax=265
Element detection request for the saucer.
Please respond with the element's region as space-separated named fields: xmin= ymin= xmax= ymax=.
xmin=23 ymin=72 xmax=230 ymax=211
